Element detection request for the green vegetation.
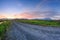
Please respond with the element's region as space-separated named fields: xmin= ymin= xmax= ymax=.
xmin=16 ymin=19 xmax=60 ymax=27
xmin=0 ymin=20 xmax=11 ymax=40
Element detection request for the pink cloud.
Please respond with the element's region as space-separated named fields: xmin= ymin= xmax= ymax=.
xmin=14 ymin=12 xmax=46 ymax=19
xmin=0 ymin=14 xmax=6 ymax=18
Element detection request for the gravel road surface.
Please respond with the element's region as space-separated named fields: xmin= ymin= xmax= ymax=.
xmin=6 ymin=21 xmax=60 ymax=40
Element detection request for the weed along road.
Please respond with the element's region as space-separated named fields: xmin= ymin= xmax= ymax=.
xmin=6 ymin=21 xmax=60 ymax=40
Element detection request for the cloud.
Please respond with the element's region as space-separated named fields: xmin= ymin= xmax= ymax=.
xmin=50 ymin=13 xmax=60 ymax=20
xmin=14 ymin=10 xmax=60 ymax=20
xmin=16 ymin=1 xmax=22 ymax=7
xmin=13 ymin=11 xmax=51 ymax=18
xmin=51 ymin=15 xmax=60 ymax=20
xmin=35 ymin=0 xmax=48 ymax=10
xmin=0 ymin=0 xmax=60 ymax=20
xmin=0 ymin=14 xmax=15 ymax=19
xmin=0 ymin=14 xmax=6 ymax=18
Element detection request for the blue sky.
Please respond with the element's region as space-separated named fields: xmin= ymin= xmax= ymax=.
xmin=0 ymin=0 xmax=60 ymax=20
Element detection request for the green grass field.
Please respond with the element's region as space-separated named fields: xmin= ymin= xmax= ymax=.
xmin=16 ymin=19 xmax=60 ymax=27
xmin=0 ymin=20 xmax=11 ymax=40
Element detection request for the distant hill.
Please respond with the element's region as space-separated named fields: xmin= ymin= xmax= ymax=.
xmin=32 ymin=18 xmax=51 ymax=20
xmin=43 ymin=18 xmax=51 ymax=20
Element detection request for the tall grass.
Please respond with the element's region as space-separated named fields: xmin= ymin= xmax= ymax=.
xmin=16 ymin=19 xmax=60 ymax=27
xmin=0 ymin=20 xmax=11 ymax=40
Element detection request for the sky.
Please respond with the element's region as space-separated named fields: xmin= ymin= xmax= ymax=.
xmin=0 ymin=0 xmax=60 ymax=20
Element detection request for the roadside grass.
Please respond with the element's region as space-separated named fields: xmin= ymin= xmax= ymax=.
xmin=16 ymin=19 xmax=60 ymax=27
xmin=0 ymin=20 xmax=11 ymax=40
